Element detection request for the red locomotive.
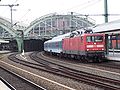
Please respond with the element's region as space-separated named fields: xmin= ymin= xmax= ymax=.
xmin=62 ymin=33 xmax=105 ymax=62
xmin=44 ymin=30 xmax=106 ymax=62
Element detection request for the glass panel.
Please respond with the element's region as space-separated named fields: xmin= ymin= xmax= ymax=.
xmin=87 ymin=36 xmax=103 ymax=42
xmin=87 ymin=36 xmax=93 ymax=42
xmin=94 ymin=36 xmax=103 ymax=42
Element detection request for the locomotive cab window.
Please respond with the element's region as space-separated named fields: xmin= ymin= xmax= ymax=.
xmin=87 ymin=36 xmax=94 ymax=42
xmin=87 ymin=36 xmax=103 ymax=42
xmin=95 ymin=36 xmax=103 ymax=42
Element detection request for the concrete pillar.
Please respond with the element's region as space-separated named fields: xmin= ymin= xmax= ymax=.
xmin=105 ymin=34 xmax=109 ymax=55
xmin=116 ymin=34 xmax=119 ymax=49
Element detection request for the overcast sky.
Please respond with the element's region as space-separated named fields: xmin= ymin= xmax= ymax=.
xmin=0 ymin=0 xmax=120 ymax=25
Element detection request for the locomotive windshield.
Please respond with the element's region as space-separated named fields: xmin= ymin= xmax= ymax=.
xmin=87 ymin=36 xmax=103 ymax=42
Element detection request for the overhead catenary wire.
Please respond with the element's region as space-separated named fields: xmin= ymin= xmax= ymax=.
xmin=66 ymin=0 xmax=102 ymax=12
xmin=0 ymin=0 xmax=19 ymax=15
xmin=18 ymin=9 xmax=31 ymax=21
xmin=78 ymin=0 xmax=102 ymax=11
xmin=66 ymin=0 xmax=120 ymax=23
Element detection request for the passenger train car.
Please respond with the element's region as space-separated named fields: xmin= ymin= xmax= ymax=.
xmin=44 ymin=29 xmax=106 ymax=62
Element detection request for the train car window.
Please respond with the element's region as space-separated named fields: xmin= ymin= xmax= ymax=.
xmin=56 ymin=42 xmax=58 ymax=47
xmin=59 ymin=41 xmax=62 ymax=49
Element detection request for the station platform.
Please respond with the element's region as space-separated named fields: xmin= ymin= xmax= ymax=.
xmin=0 ymin=77 xmax=15 ymax=90
xmin=106 ymin=49 xmax=120 ymax=61
xmin=0 ymin=50 xmax=11 ymax=54
xmin=0 ymin=80 xmax=11 ymax=90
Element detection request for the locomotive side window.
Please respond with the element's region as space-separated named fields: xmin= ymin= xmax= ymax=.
xmin=87 ymin=36 xmax=103 ymax=42
xmin=81 ymin=36 xmax=83 ymax=42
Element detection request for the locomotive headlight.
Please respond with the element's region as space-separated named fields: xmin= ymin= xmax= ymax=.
xmin=97 ymin=45 xmax=104 ymax=47
xmin=87 ymin=45 xmax=93 ymax=48
xmin=87 ymin=49 xmax=89 ymax=51
xmin=102 ymin=48 xmax=104 ymax=50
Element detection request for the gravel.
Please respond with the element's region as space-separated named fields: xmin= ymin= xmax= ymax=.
xmin=0 ymin=53 xmax=103 ymax=90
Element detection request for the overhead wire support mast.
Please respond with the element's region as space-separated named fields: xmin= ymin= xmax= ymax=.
xmin=0 ymin=4 xmax=19 ymax=28
xmin=104 ymin=0 xmax=108 ymax=23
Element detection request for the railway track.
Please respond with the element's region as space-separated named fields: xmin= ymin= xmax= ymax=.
xmin=7 ymin=52 xmax=120 ymax=90
xmin=93 ymin=60 xmax=120 ymax=70
xmin=31 ymin=52 xmax=120 ymax=90
xmin=0 ymin=66 xmax=45 ymax=90
xmin=45 ymin=52 xmax=120 ymax=70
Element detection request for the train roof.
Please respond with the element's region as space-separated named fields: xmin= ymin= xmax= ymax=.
xmin=44 ymin=28 xmax=95 ymax=43
xmin=44 ymin=29 xmax=84 ymax=43
xmin=82 ymin=33 xmax=105 ymax=36
xmin=52 ymin=29 xmax=86 ymax=40
xmin=52 ymin=32 xmax=71 ymax=40
xmin=44 ymin=33 xmax=70 ymax=43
